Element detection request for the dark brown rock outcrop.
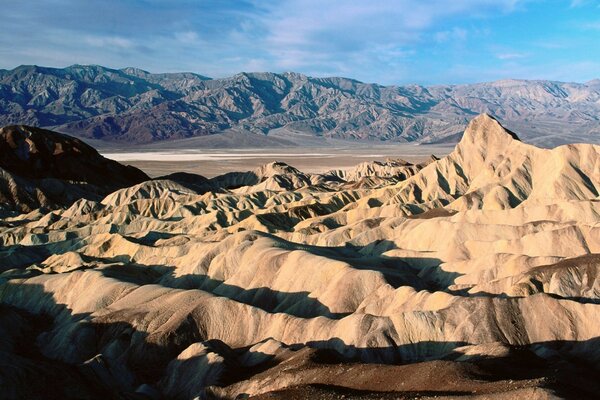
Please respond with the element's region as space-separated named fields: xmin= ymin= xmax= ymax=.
xmin=0 ymin=125 xmax=148 ymax=213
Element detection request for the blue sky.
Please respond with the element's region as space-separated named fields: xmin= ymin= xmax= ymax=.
xmin=1 ymin=0 xmax=599 ymax=84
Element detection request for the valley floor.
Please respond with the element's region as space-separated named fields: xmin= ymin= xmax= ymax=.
xmin=101 ymin=144 xmax=453 ymax=177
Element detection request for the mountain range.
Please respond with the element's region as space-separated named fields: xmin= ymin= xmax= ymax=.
xmin=1 ymin=64 xmax=600 ymax=146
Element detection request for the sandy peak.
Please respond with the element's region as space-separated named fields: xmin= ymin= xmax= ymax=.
xmin=464 ymin=113 xmax=520 ymax=141
xmin=453 ymin=114 xmax=521 ymax=159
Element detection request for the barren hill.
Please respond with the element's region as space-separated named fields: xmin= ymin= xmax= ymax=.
xmin=0 ymin=115 xmax=599 ymax=399
xmin=0 ymin=125 xmax=148 ymax=213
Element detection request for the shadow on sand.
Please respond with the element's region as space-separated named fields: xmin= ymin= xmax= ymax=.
xmin=1 ymin=279 xmax=600 ymax=399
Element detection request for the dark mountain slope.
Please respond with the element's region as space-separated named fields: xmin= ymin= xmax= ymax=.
xmin=0 ymin=125 xmax=148 ymax=212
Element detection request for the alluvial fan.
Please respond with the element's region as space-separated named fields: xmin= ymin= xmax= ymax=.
xmin=1 ymin=114 xmax=599 ymax=399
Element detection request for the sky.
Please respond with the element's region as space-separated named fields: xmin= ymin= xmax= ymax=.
xmin=1 ymin=0 xmax=599 ymax=85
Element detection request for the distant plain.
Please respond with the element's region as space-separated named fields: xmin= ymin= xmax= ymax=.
xmin=102 ymin=144 xmax=453 ymax=177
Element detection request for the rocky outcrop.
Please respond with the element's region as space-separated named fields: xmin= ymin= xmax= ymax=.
xmin=0 ymin=125 xmax=148 ymax=212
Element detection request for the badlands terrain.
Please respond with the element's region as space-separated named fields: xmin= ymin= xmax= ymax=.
xmin=1 ymin=114 xmax=600 ymax=399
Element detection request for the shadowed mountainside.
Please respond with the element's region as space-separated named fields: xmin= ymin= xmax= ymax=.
xmin=0 ymin=125 xmax=148 ymax=213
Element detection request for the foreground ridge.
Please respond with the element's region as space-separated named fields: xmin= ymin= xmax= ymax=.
xmin=1 ymin=114 xmax=599 ymax=399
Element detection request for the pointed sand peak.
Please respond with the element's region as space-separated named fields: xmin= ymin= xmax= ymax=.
xmin=453 ymin=114 xmax=522 ymax=162
xmin=463 ymin=114 xmax=520 ymax=142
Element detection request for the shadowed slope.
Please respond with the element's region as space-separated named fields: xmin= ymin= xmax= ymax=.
xmin=0 ymin=125 xmax=148 ymax=213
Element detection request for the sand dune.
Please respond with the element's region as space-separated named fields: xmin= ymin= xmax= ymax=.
xmin=1 ymin=114 xmax=599 ymax=399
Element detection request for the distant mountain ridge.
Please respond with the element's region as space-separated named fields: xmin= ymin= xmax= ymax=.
xmin=1 ymin=64 xmax=599 ymax=146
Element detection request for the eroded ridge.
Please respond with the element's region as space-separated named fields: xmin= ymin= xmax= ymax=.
xmin=1 ymin=114 xmax=599 ymax=399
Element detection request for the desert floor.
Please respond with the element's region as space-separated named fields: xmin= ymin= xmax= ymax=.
xmin=102 ymin=144 xmax=454 ymax=177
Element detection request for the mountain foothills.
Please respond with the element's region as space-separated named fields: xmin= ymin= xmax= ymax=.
xmin=1 ymin=114 xmax=600 ymax=399
xmin=1 ymin=64 xmax=600 ymax=146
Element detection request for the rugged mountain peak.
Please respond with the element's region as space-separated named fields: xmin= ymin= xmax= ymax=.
xmin=120 ymin=67 xmax=152 ymax=76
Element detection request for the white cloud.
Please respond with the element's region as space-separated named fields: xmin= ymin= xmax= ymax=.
xmin=496 ymin=52 xmax=528 ymax=60
xmin=582 ymin=21 xmax=600 ymax=30
xmin=435 ymin=27 xmax=468 ymax=43
xmin=255 ymin=0 xmax=524 ymax=72
xmin=9 ymin=0 xmax=588 ymax=85
xmin=571 ymin=0 xmax=590 ymax=7
xmin=242 ymin=58 xmax=270 ymax=72
xmin=174 ymin=31 xmax=200 ymax=44
xmin=85 ymin=35 xmax=134 ymax=49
